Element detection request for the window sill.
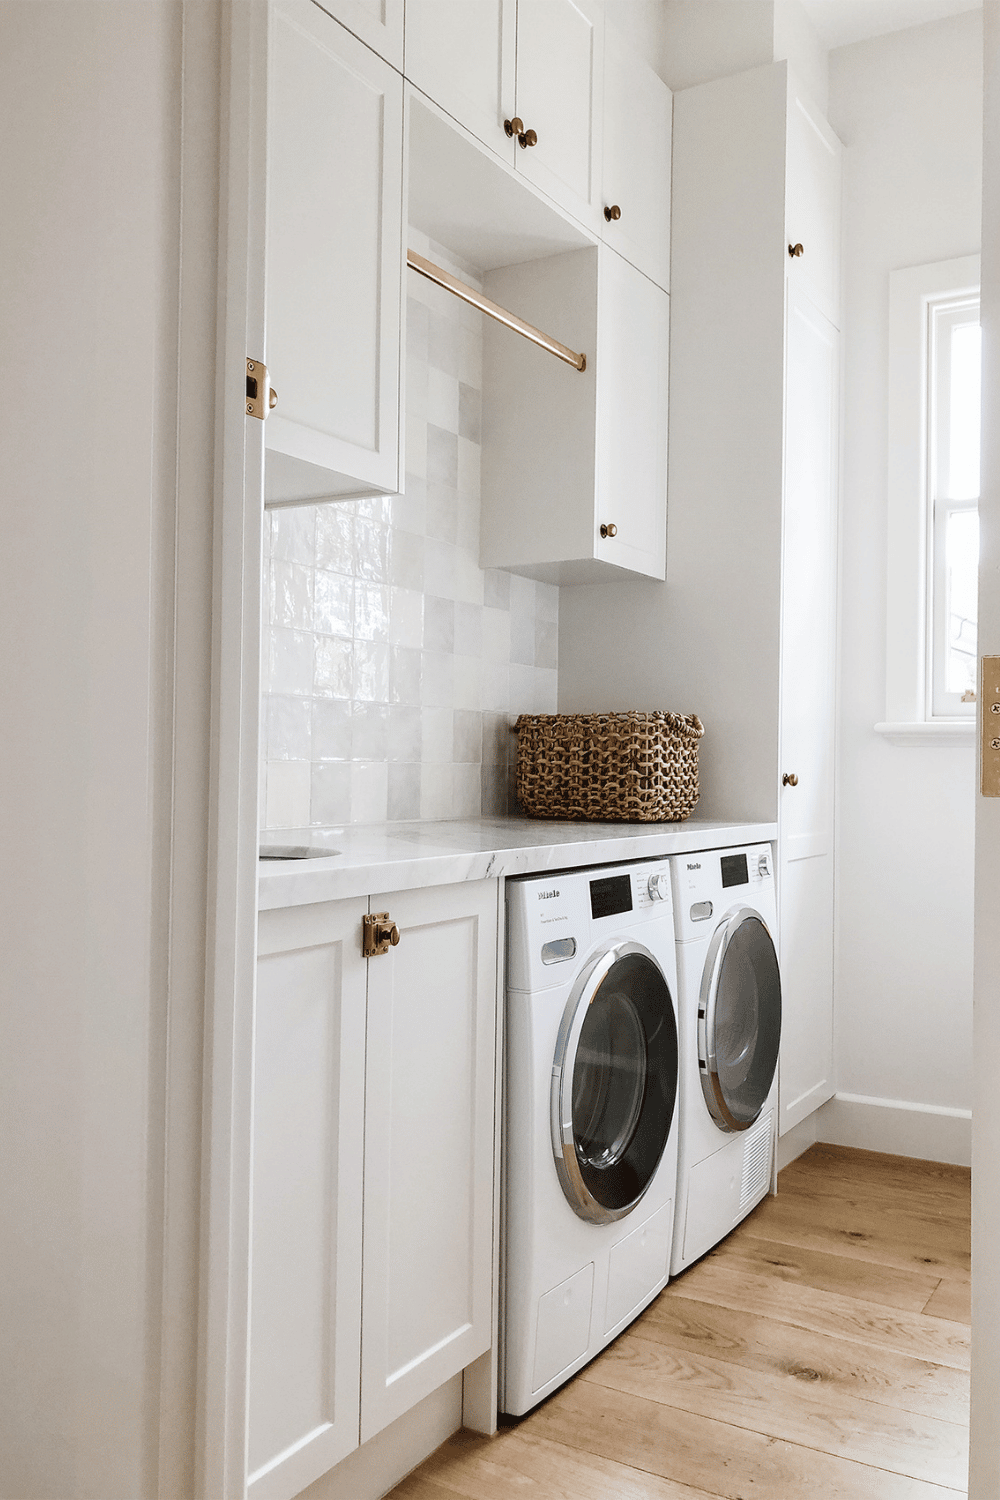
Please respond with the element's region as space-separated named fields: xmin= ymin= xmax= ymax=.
xmin=874 ymin=720 xmax=975 ymax=746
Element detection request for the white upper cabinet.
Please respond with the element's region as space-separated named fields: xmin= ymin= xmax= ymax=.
xmin=481 ymin=244 xmax=668 ymax=583
xmin=514 ymin=0 xmax=605 ymax=233
xmin=314 ymin=0 xmax=404 ymax=70
xmin=785 ymin=86 xmax=842 ymax=328
xmin=264 ymin=0 xmax=404 ymax=505
xmin=404 ymin=0 xmax=517 ymax=164
xmin=600 ymin=22 xmax=671 ymax=290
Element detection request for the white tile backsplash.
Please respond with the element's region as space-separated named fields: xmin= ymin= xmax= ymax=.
xmin=261 ymin=230 xmax=558 ymax=828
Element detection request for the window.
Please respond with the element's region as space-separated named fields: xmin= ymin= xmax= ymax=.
xmin=882 ymin=255 xmax=980 ymax=742
xmin=929 ymin=295 xmax=980 ymax=716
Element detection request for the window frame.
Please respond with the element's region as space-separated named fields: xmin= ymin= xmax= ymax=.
xmin=880 ymin=254 xmax=980 ymax=743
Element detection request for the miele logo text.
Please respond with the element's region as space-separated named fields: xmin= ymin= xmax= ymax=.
xmin=537 ymin=889 xmax=560 ymax=900
xmin=686 ymin=862 xmax=701 ymax=871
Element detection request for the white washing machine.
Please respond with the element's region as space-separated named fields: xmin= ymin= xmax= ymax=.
xmin=501 ymin=859 xmax=680 ymax=1416
xmin=669 ymin=845 xmax=781 ymax=1275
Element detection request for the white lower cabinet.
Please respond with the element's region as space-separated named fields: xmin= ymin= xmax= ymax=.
xmin=249 ymin=880 xmax=499 ymax=1500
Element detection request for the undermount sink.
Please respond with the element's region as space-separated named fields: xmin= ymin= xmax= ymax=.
xmin=259 ymin=845 xmax=342 ymax=861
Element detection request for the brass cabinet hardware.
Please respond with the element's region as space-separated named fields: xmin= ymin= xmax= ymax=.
xmin=363 ymin=912 xmax=401 ymax=958
xmin=782 ymin=772 xmax=799 ymax=787
xmin=246 ymin=358 xmax=277 ymax=419
xmin=788 ymin=243 xmax=804 ymax=258
xmin=604 ymin=204 xmax=622 ymax=222
xmin=407 ymin=249 xmax=587 ymax=372
xmin=504 ymin=116 xmax=537 ymax=148
xmin=600 ymin=523 xmax=617 ymax=538
xmin=982 ymin=659 xmax=1000 ymax=796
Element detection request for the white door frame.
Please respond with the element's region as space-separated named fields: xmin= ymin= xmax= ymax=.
xmin=197 ymin=4 xmax=267 ymax=1496
xmin=970 ymin=7 xmax=1000 ymax=1496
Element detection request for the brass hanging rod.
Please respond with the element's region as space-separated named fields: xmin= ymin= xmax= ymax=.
xmin=406 ymin=250 xmax=587 ymax=373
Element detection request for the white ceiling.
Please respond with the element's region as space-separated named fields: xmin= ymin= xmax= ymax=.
xmin=799 ymin=0 xmax=981 ymax=50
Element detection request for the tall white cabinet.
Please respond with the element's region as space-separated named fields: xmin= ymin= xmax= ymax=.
xmin=558 ymin=61 xmax=842 ymax=1140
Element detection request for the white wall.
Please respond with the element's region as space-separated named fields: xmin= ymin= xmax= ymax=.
xmin=0 ymin=6 xmax=213 ymax=1496
xmin=660 ymin=0 xmax=827 ymax=108
xmin=820 ymin=11 xmax=982 ymax=1162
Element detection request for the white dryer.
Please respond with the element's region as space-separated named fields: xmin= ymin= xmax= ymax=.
xmin=501 ymin=859 xmax=680 ymax=1416
xmin=669 ymin=845 xmax=781 ymax=1275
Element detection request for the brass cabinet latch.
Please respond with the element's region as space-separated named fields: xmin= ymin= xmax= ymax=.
xmin=246 ymin=357 xmax=278 ymax=419
xmin=363 ymin=912 xmax=401 ymax=958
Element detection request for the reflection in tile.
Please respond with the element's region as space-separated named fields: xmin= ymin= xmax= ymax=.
xmin=311 ymin=761 xmax=352 ymax=825
xmin=388 ymin=761 xmax=421 ymax=821
xmin=388 ymin=705 xmax=422 ymax=762
xmin=355 ymin=522 xmax=390 ymax=583
xmin=353 ymin=641 xmax=390 ymax=703
xmin=424 ymin=595 xmax=455 ymax=653
xmin=355 ymin=582 xmax=391 ymax=642
xmin=314 ymin=636 xmax=353 ymax=700
xmin=312 ymin=699 xmax=352 ymax=761
xmin=314 ymin=571 xmax=354 ymax=637
xmin=351 ymin=702 xmax=389 ymax=761
xmin=270 ymin=628 xmax=314 ymax=696
xmin=271 ymin=506 xmax=316 ymax=565
xmin=389 ymin=645 xmax=422 ymax=706
xmin=314 ymin=505 xmax=354 ymax=575
xmin=270 ymin=560 xmax=313 ymax=630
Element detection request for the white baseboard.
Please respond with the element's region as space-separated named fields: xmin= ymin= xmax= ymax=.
xmin=297 ymin=1376 xmax=463 ymax=1500
xmin=777 ymin=1113 xmax=819 ymax=1171
xmin=816 ymin=1092 xmax=972 ymax=1167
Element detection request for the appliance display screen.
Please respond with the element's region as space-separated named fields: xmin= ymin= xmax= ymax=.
xmin=590 ymin=873 xmax=633 ymax=920
xmin=721 ymin=853 xmax=749 ymax=888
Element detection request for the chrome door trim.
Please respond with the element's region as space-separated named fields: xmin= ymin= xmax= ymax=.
xmin=698 ymin=906 xmax=778 ymax=1133
xmin=550 ymin=939 xmax=662 ymax=1225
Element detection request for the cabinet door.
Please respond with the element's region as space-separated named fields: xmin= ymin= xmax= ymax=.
xmin=514 ymin=0 xmax=605 ymax=233
xmin=404 ymin=0 xmax=516 ymax=164
xmin=361 ymin=880 xmax=499 ymax=1440
xmin=314 ymin=0 xmax=403 ymax=69
xmin=264 ymin=0 xmax=403 ymax=504
xmin=785 ymin=84 xmax=842 ymax=330
xmin=595 ymin=249 xmax=668 ymax=581
xmin=249 ymin=899 xmax=369 ymax=1500
xmin=778 ymin=285 xmax=838 ymax=1135
xmin=600 ymin=24 xmax=671 ymax=291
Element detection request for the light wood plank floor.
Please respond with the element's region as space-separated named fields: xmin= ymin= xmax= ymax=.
xmin=388 ymin=1143 xmax=971 ymax=1500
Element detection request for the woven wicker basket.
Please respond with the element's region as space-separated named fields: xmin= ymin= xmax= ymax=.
xmin=514 ymin=710 xmax=704 ymax=823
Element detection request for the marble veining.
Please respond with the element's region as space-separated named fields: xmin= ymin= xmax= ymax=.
xmin=258 ymin=816 xmax=779 ymax=909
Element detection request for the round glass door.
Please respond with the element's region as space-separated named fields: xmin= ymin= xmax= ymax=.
xmin=699 ymin=907 xmax=781 ymax=1132
xmin=552 ymin=942 xmax=678 ymax=1224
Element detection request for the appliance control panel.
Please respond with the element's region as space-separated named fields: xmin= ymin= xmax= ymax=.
xmin=669 ymin=844 xmax=777 ymax=944
xmin=506 ymin=859 xmax=674 ymax=992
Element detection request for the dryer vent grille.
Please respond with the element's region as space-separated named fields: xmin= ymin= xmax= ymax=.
xmin=740 ymin=1111 xmax=773 ymax=1209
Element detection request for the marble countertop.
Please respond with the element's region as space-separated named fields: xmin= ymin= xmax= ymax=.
xmin=258 ymin=815 xmax=778 ymax=909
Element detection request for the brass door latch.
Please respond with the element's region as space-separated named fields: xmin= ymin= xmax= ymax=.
xmin=246 ymin=358 xmax=278 ymax=419
xmin=363 ymin=912 xmax=401 ymax=958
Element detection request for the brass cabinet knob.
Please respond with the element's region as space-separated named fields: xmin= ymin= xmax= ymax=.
xmin=504 ymin=117 xmax=537 ymax=148
xmin=504 ymin=116 xmax=524 ymax=138
xmin=600 ymin=522 xmax=617 ymax=539
xmin=604 ymin=204 xmax=622 ymax=222
xmin=782 ymin=772 xmax=799 ymax=787
xmin=788 ymin=243 xmax=804 ymax=258
xmin=363 ymin=912 xmax=401 ymax=957
xmin=519 ymin=127 xmax=537 ymax=149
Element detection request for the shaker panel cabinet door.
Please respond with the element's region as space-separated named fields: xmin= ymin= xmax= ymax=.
xmin=600 ymin=24 xmax=671 ymax=291
xmin=361 ymin=880 xmax=499 ymax=1441
xmin=248 ymin=898 xmax=369 ymax=1500
xmin=265 ymin=0 xmax=403 ymax=504
xmin=315 ymin=0 xmax=404 ymax=68
xmin=785 ymin=87 xmax=842 ymax=330
xmin=404 ymin=0 xmax=516 ymax=163
xmin=595 ymin=250 xmax=668 ymax=580
xmin=514 ymin=0 xmax=605 ymax=233
xmin=778 ymin=285 xmax=839 ymax=1134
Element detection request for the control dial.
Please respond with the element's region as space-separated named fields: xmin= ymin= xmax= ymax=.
xmin=647 ymin=871 xmax=670 ymax=901
xmin=757 ymin=851 xmax=771 ymax=878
